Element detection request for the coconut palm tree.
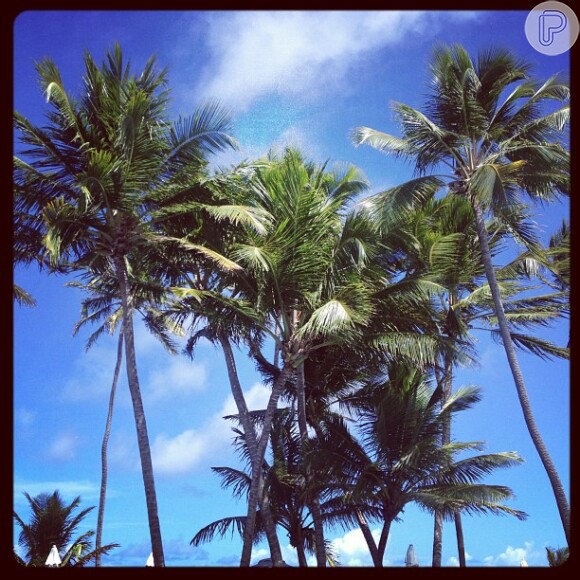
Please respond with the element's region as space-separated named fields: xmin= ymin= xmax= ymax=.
xmin=67 ymin=256 xmax=193 ymax=566
xmin=387 ymin=195 xmax=568 ymax=565
xmin=13 ymin=490 xmax=118 ymax=567
xmin=164 ymin=147 xmax=454 ymax=566
xmin=163 ymin=148 xmax=381 ymax=566
xmin=546 ymin=545 xmax=569 ymax=567
xmin=191 ymin=408 xmax=340 ymax=566
xmin=352 ymin=43 xmax=570 ymax=544
xmin=13 ymin=44 xmax=238 ymax=565
xmin=316 ymin=363 xmax=528 ymax=567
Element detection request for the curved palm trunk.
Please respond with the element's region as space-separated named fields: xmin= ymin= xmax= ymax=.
xmin=95 ymin=329 xmax=124 ymax=567
xmin=238 ymin=363 xmax=293 ymax=566
xmin=356 ymin=509 xmax=381 ymax=567
xmin=218 ymin=335 xmax=283 ymax=566
xmin=114 ymin=256 xmax=164 ymax=567
xmin=377 ymin=516 xmax=393 ymax=565
xmin=295 ymin=364 xmax=326 ymax=567
xmin=472 ymin=199 xmax=570 ymax=545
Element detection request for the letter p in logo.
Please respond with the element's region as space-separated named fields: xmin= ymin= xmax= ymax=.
xmin=539 ymin=10 xmax=567 ymax=46
xmin=526 ymin=2 xmax=579 ymax=55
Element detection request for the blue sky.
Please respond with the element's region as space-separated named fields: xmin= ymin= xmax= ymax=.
xmin=11 ymin=9 xmax=571 ymax=568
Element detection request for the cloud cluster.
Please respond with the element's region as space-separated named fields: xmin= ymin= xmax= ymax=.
xmin=484 ymin=541 xmax=536 ymax=567
xmin=152 ymin=382 xmax=273 ymax=475
xmin=331 ymin=526 xmax=383 ymax=566
xmin=192 ymin=11 xmax=478 ymax=114
xmin=197 ymin=11 xmax=429 ymax=111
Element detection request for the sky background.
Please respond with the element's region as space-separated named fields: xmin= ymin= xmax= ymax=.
xmin=10 ymin=8 xmax=571 ymax=568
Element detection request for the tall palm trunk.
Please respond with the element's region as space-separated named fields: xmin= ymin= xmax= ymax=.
xmin=114 ymin=255 xmax=165 ymax=566
xmin=432 ymin=348 xmax=467 ymax=566
xmin=295 ymin=364 xmax=327 ymax=567
xmin=239 ymin=364 xmax=293 ymax=566
xmin=471 ymin=198 xmax=570 ymax=545
xmin=95 ymin=329 xmax=123 ymax=566
xmin=295 ymin=525 xmax=309 ymax=567
xmin=356 ymin=510 xmax=381 ymax=567
xmin=218 ymin=335 xmax=284 ymax=565
xmin=377 ymin=516 xmax=393 ymax=564
xmin=454 ymin=512 xmax=466 ymax=567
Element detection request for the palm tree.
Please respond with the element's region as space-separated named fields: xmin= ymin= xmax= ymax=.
xmin=352 ymin=43 xmax=570 ymax=544
xmin=317 ymin=363 xmax=527 ymax=567
xmin=386 ymin=195 xmax=567 ymax=565
xmin=67 ymin=264 xmax=181 ymax=566
xmin=546 ymin=546 xmax=569 ymax=567
xmin=165 ymin=148 xmax=379 ymax=566
xmin=191 ymin=409 xmax=340 ymax=566
xmin=13 ymin=490 xmax=118 ymax=566
xmin=14 ymin=44 xmax=238 ymax=565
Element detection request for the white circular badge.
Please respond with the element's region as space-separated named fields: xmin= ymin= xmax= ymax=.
xmin=525 ymin=1 xmax=579 ymax=55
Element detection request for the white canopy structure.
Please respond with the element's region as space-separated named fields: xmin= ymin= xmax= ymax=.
xmin=145 ymin=552 xmax=154 ymax=567
xmin=45 ymin=544 xmax=62 ymax=567
xmin=405 ymin=544 xmax=419 ymax=567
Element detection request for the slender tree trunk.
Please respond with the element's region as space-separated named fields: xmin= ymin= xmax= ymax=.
xmin=218 ymin=335 xmax=283 ymax=566
xmin=432 ymin=351 xmax=454 ymax=567
xmin=295 ymin=524 xmax=308 ymax=567
xmin=115 ymin=255 xmax=164 ymax=567
xmin=432 ymin=511 xmax=443 ymax=567
xmin=239 ymin=363 xmax=293 ymax=566
xmin=377 ymin=517 xmax=392 ymax=564
xmin=95 ymin=329 xmax=123 ymax=567
xmin=454 ymin=512 xmax=466 ymax=567
xmin=356 ymin=509 xmax=381 ymax=567
xmin=295 ymin=364 xmax=326 ymax=567
xmin=472 ymin=198 xmax=570 ymax=545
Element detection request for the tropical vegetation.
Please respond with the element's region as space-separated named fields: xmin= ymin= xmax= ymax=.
xmin=13 ymin=490 xmax=118 ymax=567
xmin=13 ymin=41 xmax=569 ymax=567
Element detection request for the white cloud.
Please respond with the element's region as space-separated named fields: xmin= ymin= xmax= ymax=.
xmin=152 ymin=382 xmax=275 ymax=475
xmin=146 ymin=358 xmax=207 ymax=402
xmin=331 ymin=526 xmax=382 ymax=566
xmin=197 ymin=11 xmax=432 ymax=112
xmin=193 ymin=11 xmax=482 ymax=114
xmin=46 ymin=432 xmax=81 ymax=461
xmin=485 ymin=542 xmax=536 ymax=567
xmin=250 ymin=547 xmax=271 ymax=565
xmin=220 ymin=382 xmax=273 ymax=416
xmin=152 ymin=429 xmax=206 ymax=475
xmin=13 ymin=478 xmax=101 ymax=504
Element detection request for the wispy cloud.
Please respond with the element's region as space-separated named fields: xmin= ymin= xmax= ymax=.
xmin=46 ymin=431 xmax=82 ymax=462
xmin=193 ymin=11 xmax=479 ymax=113
xmin=15 ymin=408 xmax=36 ymax=428
xmin=13 ymin=478 xmax=101 ymax=504
xmin=146 ymin=358 xmax=207 ymax=402
xmin=60 ymin=340 xmax=122 ymax=401
xmin=152 ymin=382 xmax=273 ymax=475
